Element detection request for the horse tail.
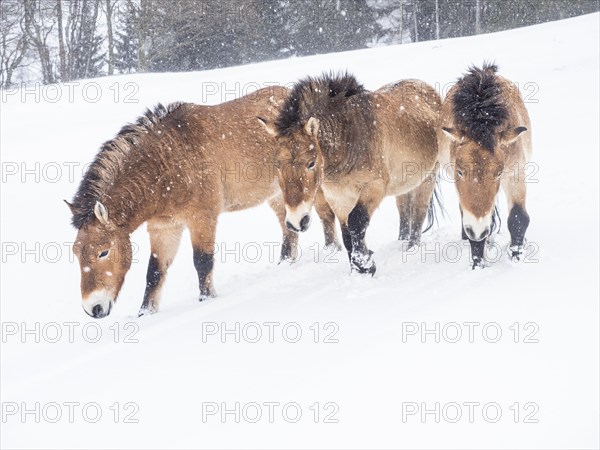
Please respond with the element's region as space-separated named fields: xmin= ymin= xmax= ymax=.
xmin=423 ymin=173 xmax=446 ymax=234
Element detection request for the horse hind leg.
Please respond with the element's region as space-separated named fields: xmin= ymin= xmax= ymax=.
xmin=396 ymin=192 xmax=411 ymax=241
xmin=139 ymin=220 xmax=184 ymax=316
xmin=314 ymin=188 xmax=341 ymax=250
xmin=268 ymin=195 xmax=299 ymax=262
xmin=188 ymin=214 xmax=218 ymax=301
xmin=407 ymin=169 xmax=437 ymax=248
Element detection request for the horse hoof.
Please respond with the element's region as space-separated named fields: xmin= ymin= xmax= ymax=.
xmin=407 ymin=239 xmax=421 ymax=250
xmin=350 ymin=251 xmax=376 ymax=276
xmin=471 ymin=257 xmax=485 ymax=270
xmin=508 ymin=245 xmax=524 ymax=262
xmin=351 ymin=263 xmax=377 ymax=276
xmin=279 ymin=249 xmax=299 ymax=264
xmin=324 ymin=242 xmax=342 ymax=252
xmin=138 ymin=307 xmax=156 ymax=317
xmin=199 ymin=288 xmax=217 ymax=302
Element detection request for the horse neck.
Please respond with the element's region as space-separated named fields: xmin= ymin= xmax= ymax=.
xmin=318 ymin=113 xmax=348 ymax=170
xmin=315 ymin=99 xmax=374 ymax=175
xmin=98 ymin=146 xmax=167 ymax=232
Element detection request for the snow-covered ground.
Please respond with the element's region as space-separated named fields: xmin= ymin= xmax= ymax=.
xmin=1 ymin=13 xmax=598 ymax=450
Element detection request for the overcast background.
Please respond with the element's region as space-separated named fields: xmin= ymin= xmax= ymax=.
xmin=1 ymin=0 xmax=599 ymax=87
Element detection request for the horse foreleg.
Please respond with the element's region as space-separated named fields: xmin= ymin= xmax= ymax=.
xmin=268 ymin=195 xmax=299 ymax=262
xmin=469 ymin=238 xmax=486 ymax=269
xmin=396 ymin=192 xmax=411 ymax=241
xmin=314 ymin=188 xmax=341 ymax=250
xmin=346 ymin=183 xmax=384 ymax=275
xmin=502 ymin=174 xmax=530 ymax=262
xmin=339 ymin=221 xmax=352 ymax=254
xmin=458 ymin=205 xmax=486 ymax=268
xmin=188 ymin=216 xmax=218 ymax=301
xmin=346 ymin=202 xmax=376 ymax=275
xmin=139 ymin=220 xmax=184 ymax=316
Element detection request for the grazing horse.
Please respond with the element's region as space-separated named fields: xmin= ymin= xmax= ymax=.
xmin=258 ymin=74 xmax=441 ymax=275
xmin=67 ymin=87 xmax=339 ymax=318
xmin=438 ymin=63 xmax=532 ymax=268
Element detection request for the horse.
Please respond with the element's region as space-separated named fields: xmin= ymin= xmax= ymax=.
xmin=258 ymin=73 xmax=441 ymax=275
xmin=66 ymin=86 xmax=340 ymax=318
xmin=438 ymin=63 xmax=532 ymax=268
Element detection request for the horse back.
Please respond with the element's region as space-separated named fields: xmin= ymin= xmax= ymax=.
xmin=187 ymin=86 xmax=291 ymax=212
xmin=372 ymin=79 xmax=441 ymax=193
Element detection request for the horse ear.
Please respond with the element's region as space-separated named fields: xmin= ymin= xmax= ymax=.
xmin=257 ymin=117 xmax=278 ymax=136
xmin=94 ymin=201 xmax=109 ymax=225
xmin=442 ymin=127 xmax=463 ymax=143
xmin=501 ymin=126 xmax=528 ymax=145
xmin=304 ymin=117 xmax=319 ymax=137
xmin=64 ymin=199 xmax=75 ymax=214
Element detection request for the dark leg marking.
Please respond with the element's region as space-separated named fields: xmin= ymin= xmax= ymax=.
xmin=507 ymin=204 xmax=530 ymax=247
xmin=399 ymin=213 xmax=410 ymax=241
xmin=469 ymin=239 xmax=486 ymax=269
xmin=347 ymin=203 xmax=375 ymax=275
xmin=279 ymin=232 xmax=299 ymax=262
xmin=507 ymin=204 xmax=530 ymax=261
xmin=193 ymin=249 xmax=214 ymax=299
xmin=280 ymin=236 xmax=293 ymax=261
xmin=340 ymin=223 xmax=353 ymax=255
xmin=139 ymin=254 xmax=162 ymax=314
xmin=397 ymin=194 xmax=411 ymax=241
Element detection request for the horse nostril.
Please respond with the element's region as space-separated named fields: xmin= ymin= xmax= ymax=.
xmin=92 ymin=304 xmax=103 ymax=318
xmin=300 ymin=214 xmax=311 ymax=231
xmin=464 ymin=226 xmax=475 ymax=239
xmin=480 ymin=228 xmax=490 ymax=239
xmin=286 ymin=221 xmax=299 ymax=233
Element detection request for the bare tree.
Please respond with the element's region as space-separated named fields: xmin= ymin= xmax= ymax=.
xmin=412 ymin=1 xmax=419 ymax=42
xmin=24 ymin=0 xmax=57 ymax=84
xmin=104 ymin=0 xmax=117 ymax=75
xmin=399 ymin=0 xmax=403 ymax=44
xmin=435 ymin=0 xmax=440 ymax=39
xmin=56 ymin=0 xmax=66 ymax=80
xmin=475 ymin=0 xmax=482 ymax=34
xmin=0 ymin=1 xmax=29 ymax=87
xmin=63 ymin=0 xmax=104 ymax=80
xmin=83 ymin=0 xmax=101 ymax=76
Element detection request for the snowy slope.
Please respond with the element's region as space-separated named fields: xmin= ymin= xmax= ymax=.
xmin=1 ymin=13 xmax=598 ymax=450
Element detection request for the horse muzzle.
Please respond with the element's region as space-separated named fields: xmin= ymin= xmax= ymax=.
xmin=286 ymin=214 xmax=311 ymax=233
xmin=285 ymin=202 xmax=312 ymax=233
xmin=464 ymin=225 xmax=490 ymax=242
xmin=82 ymin=289 xmax=114 ymax=319
xmin=462 ymin=209 xmax=492 ymax=242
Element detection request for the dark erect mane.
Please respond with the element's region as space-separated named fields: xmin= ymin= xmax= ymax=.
xmin=70 ymin=102 xmax=185 ymax=228
xmin=452 ymin=63 xmax=508 ymax=151
xmin=275 ymin=72 xmax=367 ymax=136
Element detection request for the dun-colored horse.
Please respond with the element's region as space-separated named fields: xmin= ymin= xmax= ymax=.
xmin=67 ymin=87 xmax=339 ymax=318
xmin=258 ymin=73 xmax=441 ymax=275
xmin=438 ymin=63 xmax=532 ymax=268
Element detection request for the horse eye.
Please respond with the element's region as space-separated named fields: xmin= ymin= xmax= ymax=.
xmin=98 ymin=249 xmax=109 ymax=259
xmin=456 ymin=168 xmax=463 ymax=178
xmin=307 ymin=160 xmax=316 ymax=170
xmin=496 ymin=170 xmax=503 ymax=179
